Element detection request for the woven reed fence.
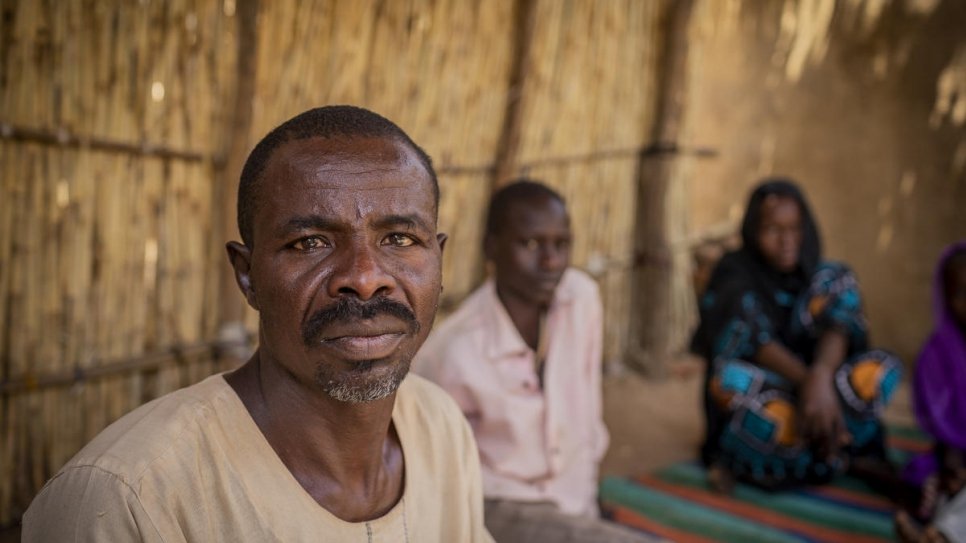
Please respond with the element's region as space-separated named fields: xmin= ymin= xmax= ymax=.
xmin=0 ymin=0 xmax=692 ymax=526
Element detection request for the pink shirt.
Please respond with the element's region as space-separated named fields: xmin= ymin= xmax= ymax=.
xmin=414 ymin=268 xmax=609 ymax=516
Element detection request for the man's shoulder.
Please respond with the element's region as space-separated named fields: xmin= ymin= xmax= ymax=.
xmin=563 ymin=267 xmax=598 ymax=289
xmin=559 ymin=268 xmax=601 ymax=303
xmin=54 ymin=374 xmax=236 ymax=483
xmin=396 ymin=373 xmax=466 ymax=425
xmin=438 ymin=282 xmax=495 ymax=331
xmin=416 ymin=284 xmax=494 ymax=360
xmin=396 ymin=372 xmax=463 ymax=419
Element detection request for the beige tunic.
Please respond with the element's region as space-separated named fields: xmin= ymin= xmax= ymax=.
xmin=23 ymin=373 xmax=493 ymax=543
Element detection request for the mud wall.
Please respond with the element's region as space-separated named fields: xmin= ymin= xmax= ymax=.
xmin=679 ymin=0 xmax=966 ymax=363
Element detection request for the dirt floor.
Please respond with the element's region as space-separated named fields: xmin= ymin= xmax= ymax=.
xmin=600 ymin=362 xmax=705 ymax=477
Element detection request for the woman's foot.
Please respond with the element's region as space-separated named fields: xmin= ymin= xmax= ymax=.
xmin=707 ymin=463 xmax=736 ymax=495
xmin=916 ymin=475 xmax=940 ymax=521
xmin=895 ymin=510 xmax=950 ymax=543
xmin=897 ymin=510 xmax=924 ymax=542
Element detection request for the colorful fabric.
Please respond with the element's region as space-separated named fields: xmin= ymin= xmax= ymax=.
xmin=600 ymin=425 xmax=933 ymax=543
xmin=699 ymin=261 xmax=900 ymax=487
xmin=905 ymin=240 xmax=966 ymax=485
xmin=914 ymin=241 xmax=966 ymax=449
xmin=710 ymin=351 xmax=900 ymax=487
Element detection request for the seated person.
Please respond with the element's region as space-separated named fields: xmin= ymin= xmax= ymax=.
xmin=896 ymin=241 xmax=966 ymax=543
xmin=690 ymin=178 xmax=902 ymax=492
xmin=23 ymin=106 xmax=492 ymax=542
xmin=415 ymin=180 xmax=650 ymax=542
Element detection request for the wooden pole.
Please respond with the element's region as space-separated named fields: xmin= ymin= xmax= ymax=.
xmin=490 ymin=0 xmax=539 ymax=188
xmin=628 ymin=0 xmax=695 ymax=376
xmin=213 ymin=0 xmax=259 ymax=365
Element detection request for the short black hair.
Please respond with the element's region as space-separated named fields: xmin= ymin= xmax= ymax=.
xmin=484 ymin=179 xmax=566 ymax=236
xmin=237 ymin=105 xmax=438 ymax=246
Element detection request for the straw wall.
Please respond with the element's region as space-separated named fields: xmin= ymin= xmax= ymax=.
xmin=0 ymin=0 xmax=238 ymax=525
xmin=245 ymin=0 xmax=517 ymax=318
xmin=506 ymin=0 xmax=666 ymax=369
xmin=0 ymin=0 xmax=671 ymax=527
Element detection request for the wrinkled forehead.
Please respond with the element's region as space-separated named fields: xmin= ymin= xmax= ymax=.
xmin=270 ymin=136 xmax=432 ymax=195
xmin=254 ymin=137 xmax=437 ymax=229
xmin=267 ymin=136 xmax=424 ymax=178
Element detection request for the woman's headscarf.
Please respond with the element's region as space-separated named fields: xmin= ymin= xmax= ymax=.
xmin=691 ymin=178 xmax=822 ymax=360
xmin=914 ymin=240 xmax=966 ymax=450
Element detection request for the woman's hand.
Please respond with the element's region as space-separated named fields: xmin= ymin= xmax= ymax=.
xmin=799 ymin=365 xmax=849 ymax=459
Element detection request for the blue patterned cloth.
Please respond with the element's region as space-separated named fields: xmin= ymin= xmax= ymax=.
xmin=700 ymin=262 xmax=901 ymax=488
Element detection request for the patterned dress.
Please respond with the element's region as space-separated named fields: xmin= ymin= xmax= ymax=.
xmin=699 ymin=261 xmax=901 ymax=488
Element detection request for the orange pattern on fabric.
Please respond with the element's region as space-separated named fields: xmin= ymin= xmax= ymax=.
xmin=762 ymin=399 xmax=798 ymax=446
xmin=709 ymin=376 xmax=734 ymax=408
xmin=809 ymin=295 xmax=828 ymax=318
xmin=850 ymin=360 xmax=881 ymax=402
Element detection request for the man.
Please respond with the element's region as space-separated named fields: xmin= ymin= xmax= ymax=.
xmin=24 ymin=106 xmax=493 ymax=542
xmin=415 ymin=181 xmax=650 ymax=542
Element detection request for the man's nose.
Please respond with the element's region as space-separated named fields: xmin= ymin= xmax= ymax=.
xmin=327 ymin=242 xmax=394 ymax=300
xmin=538 ymin=243 xmax=567 ymax=270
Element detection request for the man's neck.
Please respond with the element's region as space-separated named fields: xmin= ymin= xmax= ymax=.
xmin=495 ymin=284 xmax=548 ymax=351
xmin=225 ymin=352 xmax=405 ymax=522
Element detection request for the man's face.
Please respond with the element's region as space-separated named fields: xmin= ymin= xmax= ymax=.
xmin=229 ymin=136 xmax=445 ymax=403
xmin=487 ymin=195 xmax=571 ymax=307
xmin=756 ymin=195 xmax=803 ymax=273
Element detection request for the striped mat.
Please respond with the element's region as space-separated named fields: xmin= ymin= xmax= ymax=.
xmin=600 ymin=426 xmax=931 ymax=543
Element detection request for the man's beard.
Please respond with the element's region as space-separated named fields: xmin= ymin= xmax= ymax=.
xmin=302 ymin=297 xmax=420 ymax=403
xmin=315 ymin=356 xmax=412 ymax=403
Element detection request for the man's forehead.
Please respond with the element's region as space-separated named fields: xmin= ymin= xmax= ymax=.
xmin=505 ymin=197 xmax=569 ymax=225
xmin=260 ymin=136 xmax=432 ymax=194
xmin=255 ymin=136 xmax=436 ymax=226
xmin=270 ymin=135 xmax=416 ymax=174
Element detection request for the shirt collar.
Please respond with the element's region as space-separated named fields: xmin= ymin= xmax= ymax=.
xmin=482 ymin=269 xmax=577 ymax=359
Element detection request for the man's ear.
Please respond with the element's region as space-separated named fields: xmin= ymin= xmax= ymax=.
xmin=436 ymin=232 xmax=448 ymax=254
xmin=226 ymin=241 xmax=259 ymax=310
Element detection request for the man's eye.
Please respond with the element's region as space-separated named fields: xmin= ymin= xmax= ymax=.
xmin=292 ymin=236 xmax=328 ymax=250
xmin=522 ymin=239 xmax=539 ymax=251
xmin=384 ymin=233 xmax=416 ymax=247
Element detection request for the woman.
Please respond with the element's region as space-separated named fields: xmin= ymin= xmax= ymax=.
xmin=896 ymin=241 xmax=966 ymax=543
xmin=691 ymin=179 xmax=901 ymax=491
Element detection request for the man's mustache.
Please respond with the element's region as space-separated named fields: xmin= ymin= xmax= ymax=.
xmin=302 ymin=297 xmax=419 ymax=346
